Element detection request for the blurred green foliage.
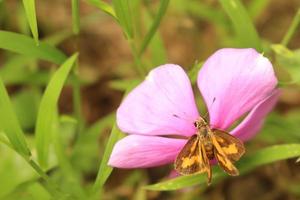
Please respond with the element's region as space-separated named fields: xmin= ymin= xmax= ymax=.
xmin=0 ymin=0 xmax=299 ymax=199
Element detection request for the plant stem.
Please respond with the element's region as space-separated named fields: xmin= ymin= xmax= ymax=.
xmin=72 ymin=0 xmax=80 ymax=35
xmin=27 ymin=158 xmax=50 ymax=181
xmin=71 ymin=0 xmax=85 ymax=136
xmin=128 ymin=39 xmax=147 ymax=77
xmin=72 ymin=58 xmax=84 ymax=134
xmin=281 ymin=9 xmax=300 ymax=46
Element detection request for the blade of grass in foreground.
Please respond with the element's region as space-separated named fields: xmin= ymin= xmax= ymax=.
xmin=92 ymin=125 xmax=123 ymax=194
xmin=0 ymin=78 xmax=31 ymax=157
xmin=219 ymin=0 xmax=262 ymax=50
xmin=0 ymin=31 xmax=66 ymax=64
xmin=145 ymin=143 xmax=300 ymax=191
xmin=112 ymin=0 xmax=133 ymax=39
xmin=22 ymin=0 xmax=39 ymax=44
xmin=35 ymin=53 xmax=78 ymax=168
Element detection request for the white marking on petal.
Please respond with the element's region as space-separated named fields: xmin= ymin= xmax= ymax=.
xmin=146 ymin=71 xmax=154 ymax=82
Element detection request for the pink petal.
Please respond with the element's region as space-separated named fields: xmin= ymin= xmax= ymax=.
xmin=108 ymin=135 xmax=186 ymax=168
xmin=197 ymin=48 xmax=278 ymax=130
xmin=117 ymin=64 xmax=199 ymax=136
xmin=168 ymin=170 xmax=180 ymax=179
xmin=231 ymin=90 xmax=280 ymax=141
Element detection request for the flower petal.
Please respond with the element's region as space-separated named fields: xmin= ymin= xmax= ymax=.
xmin=231 ymin=90 xmax=280 ymax=141
xmin=117 ymin=64 xmax=199 ymax=136
xmin=108 ymin=135 xmax=186 ymax=168
xmin=198 ymin=48 xmax=278 ymax=130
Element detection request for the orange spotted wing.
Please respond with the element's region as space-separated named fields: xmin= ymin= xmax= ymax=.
xmin=211 ymin=129 xmax=245 ymax=176
xmin=174 ymin=135 xmax=212 ymax=183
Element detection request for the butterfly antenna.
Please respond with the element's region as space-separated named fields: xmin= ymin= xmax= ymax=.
xmin=172 ymin=112 xmax=194 ymax=122
xmin=203 ymin=97 xmax=216 ymax=120
xmin=172 ymin=98 xmax=216 ymax=122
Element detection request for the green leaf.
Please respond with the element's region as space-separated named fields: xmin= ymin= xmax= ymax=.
xmin=0 ymin=55 xmax=85 ymax=86
xmin=0 ymin=31 xmax=66 ymax=64
xmin=139 ymin=0 xmax=169 ymax=56
xmin=0 ymin=143 xmax=38 ymax=198
xmin=218 ymin=0 xmax=262 ymax=50
xmin=35 ymin=53 xmax=78 ymax=168
xmin=92 ymin=125 xmax=123 ymax=193
xmin=86 ymin=0 xmax=117 ymax=20
xmin=0 ymin=78 xmax=31 ymax=157
xmin=145 ymin=144 xmax=300 ymax=191
xmin=112 ymin=0 xmax=134 ymax=39
xmin=258 ymin=111 xmax=300 ymax=143
xmin=271 ymin=44 xmax=300 ymax=84
xmin=72 ymin=0 xmax=80 ymax=35
xmin=22 ymin=0 xmax=39 ymax=44
xmin=0 ymin=55 xmax=34 ymax=84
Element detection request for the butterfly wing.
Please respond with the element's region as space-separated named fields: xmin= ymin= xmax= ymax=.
xmin=211 ymin=134 xmax=239 ymax=176
xmin=174 ymin=135 xmax=209 ymax=175
xmin=213 ymin=129 xmax=245 ymax=162
xmin=199 ymin=139 xmax=212 ymax=184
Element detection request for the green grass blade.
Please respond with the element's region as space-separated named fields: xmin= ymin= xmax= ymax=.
xmin=0 ymin=78 xmax=31 ymax=157
xmin=281 ymin=8 xmax=300 ymax=47
xmin=145 ymin=143 xmax=300 ymax=191
xmin=142 ymin=6 xmax=167 ymax=67
xmin=35 ymin=54 xmax=78 ymax=168
xmin=139 ymin=0 xmax=169 ymax=56
xmin=86 ymin=0 xmax=117 ymax=20
xmin=248 ymin=0 xmax=271 ymax=20
xmin=22 ymin=0 xmax=39 ymax=44
xmin=218 ymin=0 xmax=262 ymax=50
xmin=112 ymin=0 xmax=134 ymax=39
xmin=72 ymin=0 xmax=80 ymax=35
xmin=92 ymin=125 xmax=123 ymax=194
xmin=0 ymin=31 xmax=66 ymax=64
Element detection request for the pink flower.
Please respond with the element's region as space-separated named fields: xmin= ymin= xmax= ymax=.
xmin=108 ymin=48 xmax=279 ymax=168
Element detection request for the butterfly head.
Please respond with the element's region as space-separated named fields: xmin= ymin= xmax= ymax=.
xmin=193 ymin=118 xmax=208 ymax=129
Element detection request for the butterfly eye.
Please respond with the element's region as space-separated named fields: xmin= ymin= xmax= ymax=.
xmin=193 ymin=122 xmax=197 ymax=127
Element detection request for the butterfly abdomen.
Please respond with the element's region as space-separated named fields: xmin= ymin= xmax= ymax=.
xmin=204 ymin=143 xmax=214 ymax=160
